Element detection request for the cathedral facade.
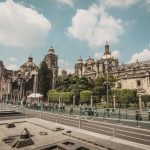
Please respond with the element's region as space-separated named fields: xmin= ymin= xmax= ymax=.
xmin=75 ymin=44 xmax=150 ymax=95
xmin=0 ymin=47 xmax=58 ymax=101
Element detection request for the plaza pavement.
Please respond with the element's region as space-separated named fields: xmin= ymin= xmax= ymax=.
xmin=0 ymin=117 xmax=149 ymax=150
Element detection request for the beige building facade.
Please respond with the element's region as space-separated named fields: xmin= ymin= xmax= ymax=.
xmin=0 ymin=47 xmax=58 ymax=101
xmin=75 ymin=43 xmax=150 ymax=95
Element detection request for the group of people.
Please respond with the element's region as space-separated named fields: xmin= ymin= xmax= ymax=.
xmin=19 ymin=99 xmax=150 ymax=121
xmin=79 ymin=103 xmax=98 ymax=117
xmin=27 ymin=102 xmax=66 ymax=112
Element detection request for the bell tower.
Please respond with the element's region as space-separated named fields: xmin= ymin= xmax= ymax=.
xmin=45 ymin=46 xmax=58 ymax=89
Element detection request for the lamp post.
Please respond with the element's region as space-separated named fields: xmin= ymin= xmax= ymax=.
xmin=90 ymin=94 xmax=93 ymax=107
xmin=106 ymin=59 xmax=109 ymax=108
xmin=17 ymin=78 xmax=21 ymax=105
xmin=73 ymin=95 xmax=75 ymax=107
xmin=33 ymin=71 xmax=38 ymax=102
xmin=139 ymin=94 xmax=142 ymax=112
xmin=59 ymin=96 xmax=61 ymax=106
xmin=113 ymin=94 xmax=116 ymax=110
xmin=104 ymin=53 xmax=109 ymax=108
xmin=0 ymin=75 xmax=2 ymax=110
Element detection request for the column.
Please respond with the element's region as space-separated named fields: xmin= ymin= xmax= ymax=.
xmin=90 ymin=94 xmax=93 ymax=107
xmin=33 ymin=72 xmax=38 ymax=93
xmin=139 ymin=95 xmax=142 ymax=112
xmin=73 ymin=95 xmax=75 ymax=107
xmin=113 ymin=94 xmax=116 ymax=109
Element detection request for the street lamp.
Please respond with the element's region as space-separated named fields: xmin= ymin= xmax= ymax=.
xmin=59 ymin=96 xmax=61 ymax=106
xmin=139 ymin=94 xmax=142 ymax=112
xmin=106 ymin=59 xmax=109 ymax=108
xmin=90 ymin=94 xmax=93 ymax=107
xmin=0 ymin=75 xmax=3 ymax=109
xmin=73 ymin=95 xmax=75 ymax=107
xmin=113 ymin=94 xmax=116 ymax=110
xmin=104 ymin=54 xmax=109 ymax=108
xmin=17 ymin=78 xmax=21 ymax=105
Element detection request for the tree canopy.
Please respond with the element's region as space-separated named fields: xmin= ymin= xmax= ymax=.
xmin=38 ymin=60 xmax=53 ymax=99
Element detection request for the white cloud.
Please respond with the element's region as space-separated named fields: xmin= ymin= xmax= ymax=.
xmin=66 ymin=68 xmax=74 ymax=74
xmin=94 ymin=50 xmax=120 ymax=60
xmin=58 ymin=58 xmax=69 ymax=74
xmin=94 ymin=52 xmax=103 ymax=60
xmin=145 ymin=0 xmax=150 ymax=11
xmin=104 ymin=0 xmax=138 ymax=8
xmin=145 ymin=0 xmax=150 ymax=4
xmin=129 ymin=49 xmax=150 ymax=63
xmin=58 ymin=59 xmax=69 ymax=67
xmin=9 ymin=57 xmax=18 ymax=62
xmin=0 ymin=0 xmax=51 ymax=49
xmin=112 ymin=50 xmax=120 ymax=59
xmin=68 ymin=4 xmax=123 ymax=48
xmin=56 ymin=0 xmax=75 ymax=7
xmin=58 ymin=58 xmax=74 ymax=75
xmin=7 ymin=64 xmax=18 ymax=70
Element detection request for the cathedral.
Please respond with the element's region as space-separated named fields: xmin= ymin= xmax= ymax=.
xmin=0 ymin=47 xmax=58 ymax=102
xmin=75 ymin=43 xmax=150 ymax=95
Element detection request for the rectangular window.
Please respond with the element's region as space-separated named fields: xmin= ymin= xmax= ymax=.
xmin=137 ymin=80 xmax=141 ymax=86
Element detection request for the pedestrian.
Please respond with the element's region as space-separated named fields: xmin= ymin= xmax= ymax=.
xmin=94 ymin=108 xmax=98 ymax=117
xmin=70 ymin=106 xmax=73 ymax=115
xmin=135 ymin=111 xmax=139 ymax=121
xmin=148 ymin=108 xmax=150 ymax=121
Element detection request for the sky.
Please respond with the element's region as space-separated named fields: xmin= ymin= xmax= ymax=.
xmin=0 ymin=0 xmax=150 ymax=74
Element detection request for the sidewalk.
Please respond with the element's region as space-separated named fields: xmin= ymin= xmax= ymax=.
xmin=0 ymin=117 xmax=149 ymax=150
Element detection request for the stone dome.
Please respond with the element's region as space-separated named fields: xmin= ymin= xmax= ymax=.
xmin=86 ymin=56 xmax=94 ymax=64
xmin=20 ymin=56 xmax=38 ymax=72
xmin=102 ymin=54 xmax=113 ymax=60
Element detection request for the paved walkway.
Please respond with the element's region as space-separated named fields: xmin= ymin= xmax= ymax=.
xmin=0 ymin=117 xmax=149 ymax=150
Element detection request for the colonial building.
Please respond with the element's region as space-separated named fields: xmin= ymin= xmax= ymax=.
xmin=75 ymin=43 xmax=150 ymax=95
xmin=44 ymin=46 xmax=58 ymax=89
xmin=0 ymin=46 xmax=59 ymax=102
xmin=0 ymin=56 xmax=38 ymax=101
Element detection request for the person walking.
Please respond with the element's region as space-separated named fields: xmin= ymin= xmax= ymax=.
xmin=148 ymin=107 xmax=150 ymax=121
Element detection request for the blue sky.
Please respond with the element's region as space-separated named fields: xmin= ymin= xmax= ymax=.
xmin=0 ymin=0 xmax=150 ymax=74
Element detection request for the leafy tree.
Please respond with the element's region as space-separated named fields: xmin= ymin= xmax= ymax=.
xmin=60 ymin=92 xmax=72 ymax=103
xmin=92 ymin=76 xmax=105 ymax=102
xmin=112 ymin=89 xmax=137 ymax=108
xmin=56 ymin=75 xmax=94 ymax=92
xmin=141 ymin=95 xmax=150 ymax=108
xmin=92 ymin=74 xmax=116 ymax=103
xmin=48 ymin=90 xmax=59 ymax=103
xmin=80 ymin=90 xmax=92 ymax=103
xmin=38 ymin=60 xmax=52 ymax=100
xmin=48 ymin=90 xmax=72 ymax=104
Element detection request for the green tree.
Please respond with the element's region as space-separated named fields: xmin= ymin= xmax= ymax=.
xmin=92 ymin=76 xmax=105 ymax=102
xmin=141 ymin=95 xmax=150 ymax=108
xmin=112 ymin=89 xmax=137 ymax=108
xmin=80 ymin=90 xmax=92 ymax=103
xmin=56 ymin=75 xmax=94 ymax=92
xmin=38 ymin=60 xmax=52 ymax=100
xmin=92 ymin=74 xmax=116 ymax=103
xmin=48 ymin=90 xmax=59 ymax=103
